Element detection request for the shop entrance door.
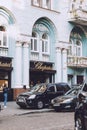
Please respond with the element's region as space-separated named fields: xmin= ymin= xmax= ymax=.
xmin=0 ymin=71 xmax=13 ymax=101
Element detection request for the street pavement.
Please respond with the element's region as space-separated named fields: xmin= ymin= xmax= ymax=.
xmin=0 ymin=101 xmax=54 ymax=117
xmin=0 ymin=102 xmax=74 ymax=130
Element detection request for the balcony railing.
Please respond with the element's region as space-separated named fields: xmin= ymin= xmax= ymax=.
xmin=67 ymin=56 xmax=87 ymax=68
xmin=68 ymin=8 xmax=87 ymax=25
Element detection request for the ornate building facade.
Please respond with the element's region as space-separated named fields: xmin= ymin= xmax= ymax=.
xmin=0 ymin=0 xmax=87 ymax=100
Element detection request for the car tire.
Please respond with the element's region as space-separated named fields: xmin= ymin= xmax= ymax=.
xmin=37 ymin=101 xmax=44 ymax=109
xmin=75 ymin=116 xmax=84 ymax=130
xmin=19 ymin=105 xmax=27 ymax=109
xmin=54 ymin=108 xmax=60 ymax=112
xmin=54 ymin=107 xmax=61 ymax=112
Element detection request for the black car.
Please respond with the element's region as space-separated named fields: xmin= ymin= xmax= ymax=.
xmin=0 ymin=102 xmax=3 ymax=111
xmin=0 ymin=103 xmax=1 ymax=111
xmin=51 ymin=85 xmax=82 ymax=112
xmin=75 ymin=82 xmax=87 ymax=130
xmin=16 ymin=82 xmax=70 ymax=109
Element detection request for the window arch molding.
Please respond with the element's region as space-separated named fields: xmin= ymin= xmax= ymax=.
xmin=41 ymin=33 xmax=50 ymax=54
xmin=0 ymin=7 xmax=15 ymax=24
xmin=31 ymin=17 xmax=57 ymax=61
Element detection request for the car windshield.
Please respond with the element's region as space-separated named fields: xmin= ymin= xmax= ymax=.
xmin=30 ymin=84 xmax=46 ymax=93
xmin=65 ymin=88 xmax=80 ymax=96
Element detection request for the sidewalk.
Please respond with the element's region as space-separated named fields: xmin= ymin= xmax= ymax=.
xmin=0 ymin=101 xmax=54 ymax=117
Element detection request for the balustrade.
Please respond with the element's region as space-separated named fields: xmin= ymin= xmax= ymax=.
xmin=67 ymin=56 xmax=87 ymax=68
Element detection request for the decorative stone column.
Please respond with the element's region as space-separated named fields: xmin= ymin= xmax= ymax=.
xmin=55 ymin=47 xmax=62 ymax=82
xmin=22 ymin=42 xmax=29 ymax=88
xmin=56 ymin=41 xmax=69 ymax=82
xmin=15 ymin=41 xmax=22 ymax=88
xmin=62 ymin=49 xmax=67 ymax=82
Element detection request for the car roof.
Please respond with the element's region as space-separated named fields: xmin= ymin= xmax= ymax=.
xmin=35 ymin=82 xmax=70 ymax=88
xmin=54 ymin=82 xmax=69 ymax=85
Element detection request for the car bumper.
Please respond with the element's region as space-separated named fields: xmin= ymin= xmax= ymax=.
xmin=16 ymin=98 xmax=28 ymax=108
xmin=26 ymin=99 xmax=36 ymax=108
xmin=53 ymin=102 xmax=75 ymax=110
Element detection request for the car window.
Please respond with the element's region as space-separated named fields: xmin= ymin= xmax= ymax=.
xmin=64 ymin=85 xmax=70 ymax=92
xmin=30 ymin=84 xmax=46 ymax=92
xmin=65 ymin=88 xmax=79 ymax=96
xmin=56 ymin=86 xmax=62 ymax=91
xmin=38 ymin=85 xmax=46 ymax=92
xmin=30 ymin=84 xmax=40 ymax=92
xmin=83 ymin=83 xmax=87 ymax=92
xmin=48 ymin=86 xmax=55 ymax=92
xmin=56 ymin=84 xmax=70 ymax=92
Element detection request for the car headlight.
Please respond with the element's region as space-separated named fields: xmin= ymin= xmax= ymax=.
xmin=28 ymin=95 xmax=36 ymax=99
xmin=62 ymin=98 xmax=73 ymax=103
xmin=51 ymin=99 xmax=57 ymax=104
xmin=51 ymin=99 xmax=54 ymax=104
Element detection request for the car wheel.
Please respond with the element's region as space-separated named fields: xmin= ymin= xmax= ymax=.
xmin=37 ymin=101 xmax=44 ymax=109
xmin=54 ymin=108 xmax=60 ymax=112
xmin=19 ymin=105 xmax=27 ymax=109
xmin=75 ymin=116 xmax=83 ymax=130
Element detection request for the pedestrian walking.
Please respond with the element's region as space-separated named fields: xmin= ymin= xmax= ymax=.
xmin=3 ymin=82 xmax=9 ymax=108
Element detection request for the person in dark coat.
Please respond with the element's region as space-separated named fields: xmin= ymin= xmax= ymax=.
xmin=3 ymin=82 xmax=9 ymax=108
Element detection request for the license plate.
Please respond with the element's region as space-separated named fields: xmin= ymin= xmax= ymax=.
xmin=54 ymin=104 xmax=60 ymax=107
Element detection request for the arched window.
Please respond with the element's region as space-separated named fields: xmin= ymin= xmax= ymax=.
xmin=42 ymin=33 xmax=49 ymax=54
xmin=0 ymin=26 xmax=8 ymax=47
xmin=31 ymin=32 xmax=38 ymax=52
xmin=31 ymin=23 xmax=50 ymax=61
xmin=69 ymin=32 xmax=82 ymax=56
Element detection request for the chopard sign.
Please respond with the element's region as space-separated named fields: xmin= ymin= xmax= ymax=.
xmin=34 ymin=62 xmax=52 ymax=71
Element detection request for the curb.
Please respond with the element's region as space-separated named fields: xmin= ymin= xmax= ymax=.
xmin=16 ymin=108 xmax=54 ymax=116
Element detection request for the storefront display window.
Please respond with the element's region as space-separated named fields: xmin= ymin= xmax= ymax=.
xmin=0 ymin=80 xmax=8 ymax=92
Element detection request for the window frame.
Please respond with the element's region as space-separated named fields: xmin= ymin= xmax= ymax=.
xmin=32 ymin=0 xmax=51 ymax=10
xmin=69 ymin=33 xmax=82 ymax=57
xmin=0 ymin=31 xmax=8 ymax=48
xmin=31 ymin=32 xmax=39 ymax=52
xmin=41 ymin=33 xmax=50 ymax=54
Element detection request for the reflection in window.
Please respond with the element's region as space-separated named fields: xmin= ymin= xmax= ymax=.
xmin=38 ymin=85 xmax=46 ymax=92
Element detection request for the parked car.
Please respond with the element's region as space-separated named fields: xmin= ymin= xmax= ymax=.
xmin=51 ymin=85 xmax=82 ymax=112
xmin=0 ymin=103 xmax=3 ymax=111
xmin=74 ymin=82 xmax=87 ymax=130
xmin=0 ymin=103 xmax=1 ymax=111
xmin=16 ymin=82 xmax=71 ymax=109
